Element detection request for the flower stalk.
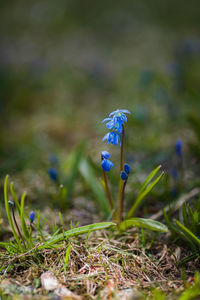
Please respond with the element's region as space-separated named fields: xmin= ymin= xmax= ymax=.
xmin=101 ymin=153 xmax=114 ymax=210
xmin=11 ymin=206 xmax=26 ymax=248
xmin=102 ymin=169 xmax=114 ymax=210
xmin=118 ymin=177 xmax=127 ymax=222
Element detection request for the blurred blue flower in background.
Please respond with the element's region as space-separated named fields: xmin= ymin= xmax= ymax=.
xmin=48 ymin=168 xmax=58 ymax=182
xmin=175 ymin=140 xmax=183 ymax=157
xmin=29 ymin=211 xmax=35 ymax=223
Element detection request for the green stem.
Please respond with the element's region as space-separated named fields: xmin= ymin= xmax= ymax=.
xmin=118 ymin=180 xmax=127 ymax=223
xmin=12 ymin=207 xmax=26 ymax=248
xmin=118 ymin=125 xmax=125 ymax=223
xmin=102 ymin=170 xmax=114 ymax=210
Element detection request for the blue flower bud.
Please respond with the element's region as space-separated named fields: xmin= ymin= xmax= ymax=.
xmin=124 ymin=163 xmax=131 ymax=174
xmin=175 ymin=140 xmax=183 ymax=157
xmin=8 ymin=200 xmax=14 ymax=208
xmin=101 ymin=151 xmax=111 ymax=159
xmin=121 ymin=171 xmax=128 ymax=181
xmin=48 ymin=168 xmax=58 ymax=182
xmin=29 ymin=211 xmax=35 ymax=223
xmin=101 ymin=159 xmax=114 ymax=172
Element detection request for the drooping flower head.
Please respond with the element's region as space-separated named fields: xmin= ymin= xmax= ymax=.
xmin=102 ymin=109 xmax=131 ymax=134
xmin=101 ymin=159 xmax=114 ymax=172
xmin=175 ymin=139 xmax=183 ymax=157
xmin=102 ymin=131 xmax=121 ymax=146
xmin=29 ymin=211 xmax=35 ymax=223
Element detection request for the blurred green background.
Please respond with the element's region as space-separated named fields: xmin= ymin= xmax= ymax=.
xmin=0 ymin=0 xmax=200 ymax=186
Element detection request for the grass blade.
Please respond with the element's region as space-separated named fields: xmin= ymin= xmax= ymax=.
xmin=10 ymin=182 xmax=21 ymax=216
xmin=126 ymin=172 xmax=164 ymax=219
xmin=175 ymin=220 xmax=200 ymax=249
xmin=79 ymin=158 xmax=110 ymax=217
xmin=20 ymin=192 xmax=34 ymax=248
xmin=4 ymin=175 xmax=23 ymax=251
xmin=137 ymin=165 xmax=162 ymax=197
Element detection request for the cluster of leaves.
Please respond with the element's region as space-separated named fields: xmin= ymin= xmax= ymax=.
xmin=164 ymin=195 xmax=200 ymax=265
xmin=0 ymin=175 xmax=115 ymax=263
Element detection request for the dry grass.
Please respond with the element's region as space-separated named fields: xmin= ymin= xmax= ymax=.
xmin=1 ymin=227 xmax=195 ymax=299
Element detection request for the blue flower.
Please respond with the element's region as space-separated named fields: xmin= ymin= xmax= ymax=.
xmin=175 ymin=140 xmax=183 ymax=157
xmin=101 ymin=151 xmax=111 ymax=159
xmin=29 ymin=211 xmax=35 ymax=223
xmin=124 ymin=163 xmax=131 ymax=174
xmin=48 ymin=168 xmax=58 ymax=182
xmin=121 ymin=171 xmax=128 ymax=181
xmin=102 ymin=109 xmax=131 ymax=134
xmin=101 ymin=159 xmax=114 ymax=172
xmin=102 ymin=131 xmax=121 ymax=146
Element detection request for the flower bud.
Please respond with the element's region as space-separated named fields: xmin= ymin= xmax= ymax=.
xmin=121 ymin=171 xmax=128 ymax=181
xmin=8 ymin=200 xmax=14 ymax=208
xmin=29 ymin=211 xmax=35 ymax=223
xmin=101 ymin=151 xmax=111 ymax=159
xmin=124 ymin=163 xmax=131 ymax=174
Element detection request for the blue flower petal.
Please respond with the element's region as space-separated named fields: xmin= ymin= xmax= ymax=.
xmin=102 ymin=118 xmax=112 ymax=123
xmin=101 ymin=151 xmax=111 ymax=159
xmin=101 ymin=159 xmax=114 ymax=172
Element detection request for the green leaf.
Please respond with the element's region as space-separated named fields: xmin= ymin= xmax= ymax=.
xmin=79 ymin=158 xmax=110 ymax=217
xmin=119 ymin=218 xmax=168 ymax=232
xmin=138 ymin=165 xmax=162 ymax=197
xmin=175 ymin=220 xmax=200 ymax=249
xmin=182 ymin=203 xmax=190 ymax=229
xmin=178 ymin=252 xmax=199 ymax=266
xmin=64 ymin=243 xmax=71 ymax=265
xmin=126 ymin=171 xmax=164 ymax=219
xmin=40 ymin=222 xmax=116 ymax=248
xmin=20 ymin=192 xmax=34 ymax=248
